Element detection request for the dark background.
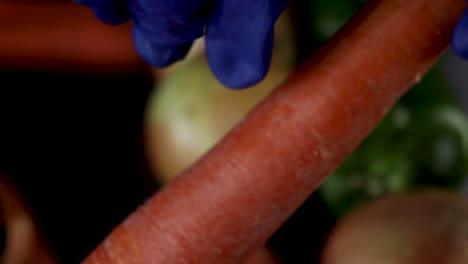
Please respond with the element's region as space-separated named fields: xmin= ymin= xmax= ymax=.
xmin=0 ymin=70 xmax=159 ymax=262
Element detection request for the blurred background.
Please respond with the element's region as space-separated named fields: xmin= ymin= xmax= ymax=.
xmin=0 ymin=0 xmax=467 ymax=263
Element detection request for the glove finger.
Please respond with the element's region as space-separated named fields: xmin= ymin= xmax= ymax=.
xmin=452 ymin=9 xmax=468 ymax=59
xmin=129 ymin=0 xmax=211 ymax=67
xmin=205 ymin=0 xmax=288 ymax=89
xmin=73 ymin=0 xmax=129 ymax=25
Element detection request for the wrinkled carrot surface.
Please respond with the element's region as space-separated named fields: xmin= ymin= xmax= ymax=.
xmin=83 ymin=0 xmax=467 ymax=263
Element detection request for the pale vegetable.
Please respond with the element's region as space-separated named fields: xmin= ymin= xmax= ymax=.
xmin=144 ymin=11 xmax=295 ymax=183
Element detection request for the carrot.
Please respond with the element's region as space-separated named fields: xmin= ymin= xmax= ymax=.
xmin=0 ymin=1 xmax=141 ymax=74
xmin=83 ymin=0 xmax=467 ymax=263
xmin=0 ymin=175 xmax=58 ymax=264
xmin=243 ymin=246 xmax=280 ymax=264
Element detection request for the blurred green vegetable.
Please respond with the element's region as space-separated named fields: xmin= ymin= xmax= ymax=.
xmin=309 ymin=0 xmax=359 ymax=43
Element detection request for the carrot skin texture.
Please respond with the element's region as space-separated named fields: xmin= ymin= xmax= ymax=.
xmin=83 ymin=0 xmax=467 ymax=263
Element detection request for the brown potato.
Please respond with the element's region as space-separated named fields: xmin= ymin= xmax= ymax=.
xmin=322 ymin=188 xmax=468 ymax=264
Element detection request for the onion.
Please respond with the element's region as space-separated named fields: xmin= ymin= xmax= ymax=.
xmin=144 ymin=11 xmax=295 ymax=184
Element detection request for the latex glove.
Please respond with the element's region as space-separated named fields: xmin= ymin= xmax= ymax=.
xmin=74 ymin=0 xmax=288 ymax=89
xmin=453 ymin=9 xmax=468 ymax=59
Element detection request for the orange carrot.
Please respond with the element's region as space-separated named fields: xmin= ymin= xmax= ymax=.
xmin=243 ymin=246 xmax=280 ymax=264
xmin=0 ymin=175 xmax=58 ymax=264
xmin=0 ymin=1 xmax=141 ymax=74
xmin=83 ymin=0 xmax=467 ymax=263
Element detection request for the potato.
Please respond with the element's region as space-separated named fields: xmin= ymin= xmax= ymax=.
xmin=322 ymin=189 xmax=468 ymax=264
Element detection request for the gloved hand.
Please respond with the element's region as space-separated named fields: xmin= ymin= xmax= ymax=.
xmin=453 ymin=9 xmax=468 ymax=58
xmin=73 ymin=0 xmax=288 ymax=89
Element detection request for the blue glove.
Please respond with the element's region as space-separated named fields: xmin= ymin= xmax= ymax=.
xmin=74 ymin=0 xmax=288 ymax=89
xmin=453 ymin=9 xmax=468 ymax=59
